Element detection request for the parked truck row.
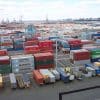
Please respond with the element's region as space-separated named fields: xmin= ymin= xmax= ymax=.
xmin=0 ymin=61 xmax=99 ymax=89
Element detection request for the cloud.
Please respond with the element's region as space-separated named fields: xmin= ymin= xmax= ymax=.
xmin=0 ymin=0 xmax=100 ymax=21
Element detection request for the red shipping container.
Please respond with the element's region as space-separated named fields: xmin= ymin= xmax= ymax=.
xmin=24 ymin=45 xmax=40 ymax=51
xmin=81 ymin=40 xmax=94 ymax=45
xmin=24 ymin=45 xmax=40 ymax=54
xmin=36 ymin=64 xmax=54 ymax=69
xmin=70 ymin=43 xmax=83 ymax=47
xmin=25 ymin=50 xmax=40 ymax=54
xmin=40 ymin=50 xmax=53 ymax=53
xmin=26 ymin=37 xmax=38 ymax=41
xmin=0 ymin=50 xmax=8 ymax=56
xmin=73 ymin=51 xmax=90 ymax=61
xmin=34 ymin=52 xmax=54 ymax=61
xmin=1 ymin=42 xmax=13 ymax=46
xmin=68 ymin=39 xmax=81 ymax=44
xmin=0 ymin=56 xmax=10 ymax=64
xmin=24 ymin=40 xmax=39 ymax=46
xmin=39 ymin=40 xmax=53 ymax=48
xmin=33 ymin=70 xmax=44 ymax=85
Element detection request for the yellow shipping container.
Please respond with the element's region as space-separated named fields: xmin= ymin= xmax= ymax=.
xmin=94 ymin=62 xmax=100 ymax=67
xmin=0 ymin=74 xmax=3 ymax=88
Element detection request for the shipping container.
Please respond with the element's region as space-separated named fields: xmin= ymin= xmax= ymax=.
xmin=34 ymin=52 xmax=54 ymax=69
xmin=0 ymin=74 xmax=4 ymax=88
xmin=90 ymin=49 xmax=100 ymax=55
xmin=67 ymin=39 xmax=82 ymax=44
xmin=33 ymin=70 xmax=44 ymax=85
xmin=0 ymin=56 xmax=10 ymax=64
xmin=22 ymin=73 xmax=31 ymax=88
xmin=70 ymin=49 xmax=90 ymax=60
xmin=81 ymin=40 xmax=94 ymax=45
xmin=86 ymin=67 xmax=96 ymax=77
xmin=39 ymin=69 xmax=55 ymax=83
xmin=95 ymin=69 xmax=100 ymax=75
xmin=9 ymin=73 xmax=17 ymax=89
xmin=16 ymin=74 xmax=25 ymax=89
xmin=71 ymin=59 xmax=91 ymax=65
xmin=56 ymin=68 xmax=69 ymax=83
xmin=50 ymin=69 xmax=60 ymax=80
xmin=11 ymin=54 xmax=34 ymax=73
xmin=39 ymin=40 xmax=53 ymax=50
xmin=0 ymin=50 xmax=8 ymax=56
xmin=94 ymin=62 xmax=100 ymax=67
xmin=24 ymin=40 xmax=39 ymax=46
xmin=24 ymin=45 xmax=40 ymax=54
xmin=91 ymin=58 xmax=100 ymax=63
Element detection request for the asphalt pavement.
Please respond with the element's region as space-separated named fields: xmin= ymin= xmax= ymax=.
xmin=3 ymin=50 xmax=99 ymax=100
xmin=0 ymin=77 xmax=100 ymax=100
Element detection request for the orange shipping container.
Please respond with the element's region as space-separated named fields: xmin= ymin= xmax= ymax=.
xmin=33 ymin=70 xmax=44 ymax=85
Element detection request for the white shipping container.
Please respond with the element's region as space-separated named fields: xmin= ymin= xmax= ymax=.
xmin=86 ymin=67 xmax=96 ymax=76
xmin=0 ymin=56 xmax=9 ymax=60
xmin=50 ymin=69 xmax=60 ymax=80
xmin=0 ymin=36 xmax=12 ymax=42
xmin=11 ymin=55 xmax=34 ymax=73
xmin=39 ymin=69 xmax=55 ymax=83
xmin=1 ymin=45 xmax=13 ymax=49
xmin=73 ymin=59 xmax=90 ymax=65
xmin=9 ymin=73 xmax=17 ymax=89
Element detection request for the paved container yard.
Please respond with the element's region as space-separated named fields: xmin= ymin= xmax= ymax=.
xmin=0 ymin=77 xmax=100 ymax=100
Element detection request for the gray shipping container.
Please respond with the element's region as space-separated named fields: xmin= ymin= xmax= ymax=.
xmin=22 ymin=73 xmax=31 ymax=88
xmin=9 ymin=73 xmax=17 ymax=89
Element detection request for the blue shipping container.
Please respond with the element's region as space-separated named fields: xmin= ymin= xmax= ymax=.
xmin=56 ymin=68 xmax=69 ymax=83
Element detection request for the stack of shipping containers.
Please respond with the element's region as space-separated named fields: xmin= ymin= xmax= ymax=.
xmin=0 ymin=34 xmax=13 ymax=50
xmin=24 ymin=45 xmax=40 ymax=54
xmin=67 ymin=39 xmax=82 ymax=50
xmin=13 ymin=37 xmax=25 ymax=50
xmin=70 ymin=49 xmax=90 ymax=65
xmin=34 ymin=52 xmax=54 ymax=69
xmin=0 ymin=50 xmax=11 ymax=74
xmin=90 ymin=49 xmax=100 ymax=62
xmin=11 ymin=54 xmax=34 ymax=73
xmin=39 ymin=40 xmax=53 ymax=53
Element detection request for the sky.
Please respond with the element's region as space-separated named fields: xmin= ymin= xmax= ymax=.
xmin=0 ymin=0 xmax=100 ymax=21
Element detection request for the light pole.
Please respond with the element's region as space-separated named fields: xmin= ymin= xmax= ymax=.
xmin=55 ymin=34 xmax=58 ymax=68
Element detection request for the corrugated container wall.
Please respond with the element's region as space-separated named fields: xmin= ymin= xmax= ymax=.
xmin=11 ymin=54 xmax=34 ymax=73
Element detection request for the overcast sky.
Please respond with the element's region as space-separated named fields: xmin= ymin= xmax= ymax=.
xmin=0 ymin=0 xmax=100 ymax=21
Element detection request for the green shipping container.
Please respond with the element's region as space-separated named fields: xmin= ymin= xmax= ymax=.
xmin=90 ymin=49 xmax=100 ymax=55
xmin=91 ymin=55 xmax=100 ymax=59
xmin=35 ymin=59 xmax=54 ymax=66
xmin=0 ymin=65 xmax=12 ymax=74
